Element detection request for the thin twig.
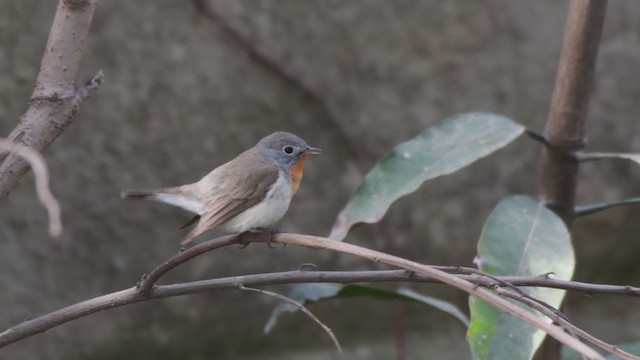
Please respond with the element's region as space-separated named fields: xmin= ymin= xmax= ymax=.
xmin=129 ymin=234 xmax=600 ymax=358
xmin=239 ymin=285 xmax=343 ymax=356
xmin=0 ymin=139 xmax=62 ymax=237
xmin=2 ymin=239 xmax=636 ymax=352
xmin=525 ymin=129 xmax=549 ymax=146
xmin=2 ymin=267 xmax=638 ymax=348
xmin=191 ymin=0 xmax=366 ymax=172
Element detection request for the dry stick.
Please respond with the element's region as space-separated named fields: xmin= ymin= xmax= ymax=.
xmin=536 ymin=1 xmax=608 ymax=358
xmin=495 ymin=287 xmax=640 ymax=360
xmin=270 ymin=235 xmax=602 ymax=359
xmin=0 ymin=0 xmax=102 ymax=201
xmin=239 ymin=285 xmax=343 ymax=356
xmin=0 ymin=139 xmax=62 ymax=237
xmin=191 ymin=0 xmax=366 ymax=171
xmin=2 ymin=268 xmax=638 ymax=349
xmin=139 ymin=234 xmax=601 ymax=359
xmin=435 ymin=265 xmax=640 ymax=296
xmin=1 ymin=235 xmax=634 ymax=353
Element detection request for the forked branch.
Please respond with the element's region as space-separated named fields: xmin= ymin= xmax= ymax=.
xmin=0 ymin=0 xmax=102 ymax=200
xmin=1 ymin=234 xmax=609 ymax=358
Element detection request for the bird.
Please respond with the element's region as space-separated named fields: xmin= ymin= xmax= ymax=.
xmin=121 ymin=131 xmax=321 ymax=246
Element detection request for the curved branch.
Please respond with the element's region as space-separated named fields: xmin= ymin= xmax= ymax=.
xmin=96 ymin=234 xmax=601 ymax=358
xmin=267 ymin=234 xmax=602 ymax=359
xmin=138 ymin=235 xmax=240 ymax=291
xmin=0 ymin=234 xmax=624 ymax=359
xmin=0 ymin=139 xmax=62 ymax=237
xmin=0 ymin=0 xmax=102 ymax=200
xmin=3 ymin=266 xmax=638 ymax=349
xmin=495 ymin=287 xmax=640 ymax=360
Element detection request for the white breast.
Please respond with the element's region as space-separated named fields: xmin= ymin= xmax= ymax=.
xmin=221 ymin=173 xmax=292 ymax=233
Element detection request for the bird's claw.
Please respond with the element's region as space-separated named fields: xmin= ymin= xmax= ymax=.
xmin=254 ymin=227 xmax=285 ymax=249
xmin=237 ymin=231 xmax=252 ymax=249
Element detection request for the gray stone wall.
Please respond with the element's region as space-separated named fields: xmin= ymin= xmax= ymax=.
xmin=2 ymin=1 xmax=640 ymax=359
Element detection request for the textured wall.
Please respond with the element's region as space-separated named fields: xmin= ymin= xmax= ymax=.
xmin=2 ymin=1 xmax=640 ymax=359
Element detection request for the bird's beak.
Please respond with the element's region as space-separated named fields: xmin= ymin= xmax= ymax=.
xmin=304 ymin=146 xmax=322 ymax=155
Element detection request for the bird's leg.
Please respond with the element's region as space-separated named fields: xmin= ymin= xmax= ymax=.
xmin=253 ymin=227 xmax=285 ymax=249
xmin=237 ymin=231 xmax=253 ymax=249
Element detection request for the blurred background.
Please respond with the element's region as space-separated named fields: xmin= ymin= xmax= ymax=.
xmin=2 ymin=1 xmax=640 ymax=359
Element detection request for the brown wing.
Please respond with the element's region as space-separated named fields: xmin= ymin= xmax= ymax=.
xmin=180 ymin=156 xmax=279 ymax=245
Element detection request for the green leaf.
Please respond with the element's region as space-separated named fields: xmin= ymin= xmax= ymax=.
xmin=468 ymin=196 xmax=575 ymax=360
xmin=264 ymin=283 xmax=469 ymax=334
xmin=575 ymin=197 xmax=640 ymax=217
xmin=329 ymin=112 xmax=525 ymax=240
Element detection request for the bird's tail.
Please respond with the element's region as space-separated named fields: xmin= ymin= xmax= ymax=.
xmin=121 ymin=186 xmax=204 ymax=215
xmin=121 ymin=188 xmax=164 ymax=200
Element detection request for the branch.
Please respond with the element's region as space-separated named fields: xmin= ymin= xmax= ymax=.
xmin=2 ymin=268 xmax=637 ymax=349
xmin=0 ymin=0 xmax=101 ymax=201
xmin=239 ymin=285 xmax=343 ymax=356
xmin=494 ymin=287 xmax=640 ymax=360
xmin=1 ymin=234 xmax=602 ymax=357
xmin=153 ymin=235 xmax=605 ymax=358
xmin=537 ymin=0 xmax=608 ymax=225
xmin=0 ymin=139 xmax=62 ymax=237
xmin=536 ymin=2 xmax=608 ymax=357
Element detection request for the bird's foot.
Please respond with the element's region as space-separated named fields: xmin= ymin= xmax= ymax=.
xmin=237 ymin=231 xmax=253 ymax=249
xmin=253 ymin=227 xmax=285 ymax=249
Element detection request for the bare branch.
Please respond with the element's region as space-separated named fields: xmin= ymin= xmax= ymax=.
xmin=537 ymin=0 xmax=608 ymax=225
xmin=0 ymin=0 xmax=101 ymax=200
xmin=0 ymin=139 xmax=62 ymax=237
xmin=2 ymin=239 xmax=636 ymax=353
xmin=114 ymin=234 xmax=601 ymax=358
xmin=494 ymin=287 xmax=640 ymax=360
xmin=536 ymin=2 xmax=609 ymax=357
xmin=239 ymin=285 xmax=343 ymax=356
xmin=137 ymin=235 xmax=240 ymax=292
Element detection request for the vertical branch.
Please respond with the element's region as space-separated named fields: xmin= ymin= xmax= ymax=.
xmin=536 ymin=1 xmax=608 ymax=359
xmin=0 ymin=0 xmax=102 ymax=200
xmin=538 ymin=0 xmax=608 ymax=225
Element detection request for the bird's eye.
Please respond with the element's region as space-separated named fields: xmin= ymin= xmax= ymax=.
xmin=283 ymin=146 xmax=294 ymax=155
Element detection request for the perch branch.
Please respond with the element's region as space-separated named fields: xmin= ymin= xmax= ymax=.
xmin=239 ymin=285 xmax=343 ymax=356
xmin=0 ymin=0 xmax=101 ymax=201
xmin=2 ymin=236 xmax=636 ymax=353
xmin=2 ymin=268 xmax=638 ymax=348
xmin=0 ymin=139 xmax=62 ymax=237
xmin=94 ymin=235 xmax=602 ymax=357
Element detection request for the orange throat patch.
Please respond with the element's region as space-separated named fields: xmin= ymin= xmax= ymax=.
xmin=290 ymin=154 xmax=309 ymax=196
